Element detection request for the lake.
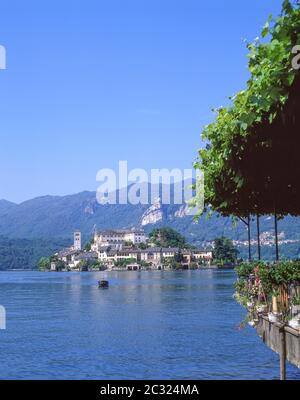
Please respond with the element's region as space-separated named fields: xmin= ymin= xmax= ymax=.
xmin=0 ymin=270 xmax=299 ymax=380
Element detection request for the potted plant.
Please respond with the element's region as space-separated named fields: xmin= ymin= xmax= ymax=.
xmin=268 ymin=312 xmax=283 ymax=323
xmin=256 ymin=303 xmax=268 ymax=314
xmin=248 ymin=320 xmax=257 ymax=327
xmin=240 ymin=313 xmax=258 ymax=328
xmin=288 ymin=315 xmax=300 ymax=330
xmin=291 ymin=294 xmax=300 ymax=317
xmin=247 ymin=301 xmax=254 ymax=309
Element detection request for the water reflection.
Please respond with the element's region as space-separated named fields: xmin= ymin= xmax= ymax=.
xmin=0 ymin=270 xmax=299 ymax=380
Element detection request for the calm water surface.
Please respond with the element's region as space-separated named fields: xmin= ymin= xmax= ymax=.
xmin=0 ymin=270 xmax=299 ymax=380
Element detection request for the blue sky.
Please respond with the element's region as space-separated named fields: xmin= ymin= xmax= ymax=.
xmin=0 ymin=0 xmax=283 ymax=203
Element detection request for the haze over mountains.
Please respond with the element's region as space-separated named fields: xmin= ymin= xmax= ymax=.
xmin=0 ymin=185 xmax=300 ymax=269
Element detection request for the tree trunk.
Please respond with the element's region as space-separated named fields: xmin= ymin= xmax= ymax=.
xmin=274 ymin=213 xmax=279 ymax=261
xmin=248 ymin=215 xmax=252 ymax=262
xmin=256 ymin=215 xmax=261 ymax=261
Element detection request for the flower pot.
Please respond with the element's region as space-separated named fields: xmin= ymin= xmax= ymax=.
xmin=291 ymin=305 xmax=300 ymax=315
xmin=288 ymin=318 xmax=300 ymax=330
xmin=256 ymin=304 xmax=268 ymax=314
xmin=268 ymin=312 xmax=282 ymax=323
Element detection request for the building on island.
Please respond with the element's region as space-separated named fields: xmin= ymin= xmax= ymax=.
xmin=71 ymin=251 xmax=98 ymax=269
xmin=91 ymin=229 xmax=147 ymax=251
xmin=50 ymin=262 xmax=57 ymax=272
xmin=140 ymin=247 xmax=162 ymax=264
xmin=56 ymin=230 xmax=213 ymax=270
xmin=192 ymin=250 xmax=213 ymax=264
xmin=57 ymin=249 xmax=80 ymax=264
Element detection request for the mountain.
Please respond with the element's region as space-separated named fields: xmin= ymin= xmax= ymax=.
xmin=0 ymin=190 xmax=246 ymax=243
xmin=0 ymin=199 xmax=17 ymax=216
xmin=1 ymin=190 xmax=300 ymax=245
xmin=0 ymin=236 xmax=70 ymax=271
xmin=0 ymin=185 xmax=300 ymax=268
xmin=0 ymin=191 xmax=149 ymax=240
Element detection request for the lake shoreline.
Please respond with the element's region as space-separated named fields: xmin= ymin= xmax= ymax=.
xmin=1 ymin=265 xmax=236 ymax=273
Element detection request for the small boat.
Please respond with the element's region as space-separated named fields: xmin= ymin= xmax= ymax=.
xmin=98 ymin=280 xmax=109 ymax=289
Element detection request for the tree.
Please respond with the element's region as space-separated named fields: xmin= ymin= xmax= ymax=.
xmin=38 ymin=257 xmax=51 ymax=271
xmin=138 ymin=242 xmax=147 ymax=250
xmin=84 ymin=238 xmax=94 ymax=251
xmin=78 ymin=260 xmax=89 ymax=271
xmin=149 ymin=228 xmax=189 ymax=248
xmin=55 ymin=259 xmax=66 ymax=271
xmin=213 ymin=237 xmax=238 ymax=265
xmin=114 ymin=258 xmax=137 ymax=268
xmin=189 ymin=262 xmax=198 ymax=270
xmin=140 ymin=260 xmax=151 ymax=267
xmin=124 ymin=241 xmax=134 ymax=247
xmin=174 ymin=250 xmax=184 ymax=263
xmin=163 ymin=257 xmax=182 ymax=270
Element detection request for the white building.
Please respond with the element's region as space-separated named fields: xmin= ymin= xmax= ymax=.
xmin=74 ymin=231 xmax=82 ymax=251
xmin=193 ymin=250 xmax=213 ymax=263
xmin=70 ymin=251 xmax=98 ymax=269
xmin=123 ymin=230 xmax=147 ymax=245
xmin=92 ymin=229 xmax=147 ymax=251
xmin=56 ymin=230 xmax=213 ymax=270
xmin=50 ymin=262 xmax=57 ymax=272
xmin=140 ymin=247 xmax=162 ymax=264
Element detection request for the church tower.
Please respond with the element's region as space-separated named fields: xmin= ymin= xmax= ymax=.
xmin=74 ymin=231 xmax=81 ymax=251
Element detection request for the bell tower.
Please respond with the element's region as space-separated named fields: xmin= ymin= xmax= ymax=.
xmin=74 ymin=231 xmax=81 ymax=251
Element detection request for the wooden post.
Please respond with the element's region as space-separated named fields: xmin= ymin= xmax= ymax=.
xmin=274 ymin=213 xmax=279 ymax=261
xmin=248 ymin=215 xmax=252 ymax=262
xmin=237 ymin=216 xmax=252 ymax=262
xmin=280 ymin=327 xmax=286 ymax=381
xmin=256 ymin=215 xmax=261 ymax=261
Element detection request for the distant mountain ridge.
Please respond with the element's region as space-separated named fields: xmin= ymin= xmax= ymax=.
xmin=1 ymin=189 xmax=300 ymax=244
xmin=0 ymin=184 xmax=300 ymax=268
xmin=0 ymin=188 xmax=244 ymax=243
xmin=0 ymin=199 xmax=17 ymax=215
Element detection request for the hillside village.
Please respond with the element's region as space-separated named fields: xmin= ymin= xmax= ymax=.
xmin=44 ymin=229 xmax=213 ymax=271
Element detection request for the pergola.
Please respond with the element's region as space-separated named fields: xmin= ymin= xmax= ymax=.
xmin=196 ymin=1 xmax=300 ymax=261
